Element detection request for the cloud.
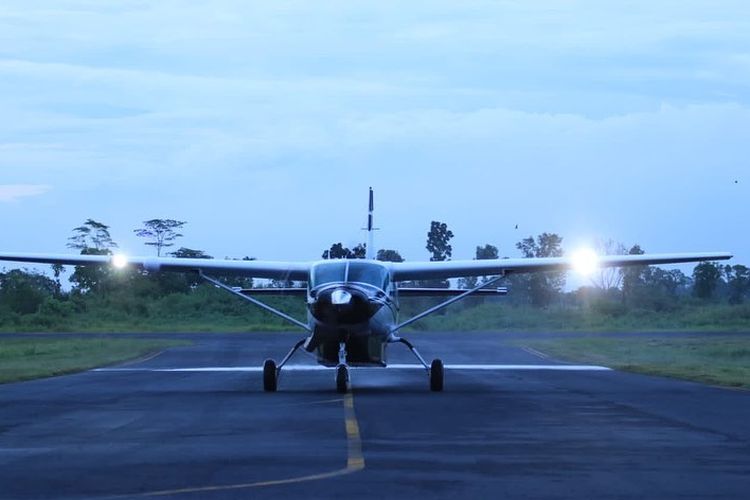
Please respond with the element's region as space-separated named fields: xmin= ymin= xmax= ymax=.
xmin=0 ymin=184 xmax=51 ymax=202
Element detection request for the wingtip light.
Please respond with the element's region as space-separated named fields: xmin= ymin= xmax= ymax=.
xmin=571 ymin=248 xmax=600 ymax=276
xmin=112 ymin=254 xmax=129 ymax=269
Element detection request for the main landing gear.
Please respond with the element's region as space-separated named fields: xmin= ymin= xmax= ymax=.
xmin=390 ymin=336 xmax=444 ymax=392
xmin=262 ymin=338 xmax=306 ymax=393
xmin=264 ymin=337 xmax=442 ymax=393
xmin=430 ymin=358 xmax=444 ymax=392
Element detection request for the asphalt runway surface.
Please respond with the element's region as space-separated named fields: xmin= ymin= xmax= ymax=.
xmin=1 ymin=332 xmax=749 ymax=499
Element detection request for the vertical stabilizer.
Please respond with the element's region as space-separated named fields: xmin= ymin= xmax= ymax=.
xmin=366 ymin=187 xmax=376 ymax=260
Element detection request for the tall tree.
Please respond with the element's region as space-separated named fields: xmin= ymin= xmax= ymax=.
xmin=376 ymin=249 xmax=404 ymax=262
xmin=421 ymin=221 xmax=454 ymax=288
xmin=67 ymin=219 xmax=119 ymax=293
xmin=67 ymin=219 xmax=118 ymax=252
xmin=134 ymin=219 xmax=187 ymax=256
xmin=426 ymin=221 xmax=454 ymax=262
xmin=692 ymin=262 xmax=723 ymax=300
xmin=515 ymin=233 xmax=565 ymax=306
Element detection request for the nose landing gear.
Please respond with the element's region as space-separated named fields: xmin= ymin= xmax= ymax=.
xmin=336 ymin=342 xmax=350 ymax=394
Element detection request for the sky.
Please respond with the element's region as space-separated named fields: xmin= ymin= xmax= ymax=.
xmin=1 ymin=1 xmax=748 ymax=278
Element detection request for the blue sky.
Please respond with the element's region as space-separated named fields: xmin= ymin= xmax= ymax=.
xmin=1 ymin=1 xmax=748 ymax=272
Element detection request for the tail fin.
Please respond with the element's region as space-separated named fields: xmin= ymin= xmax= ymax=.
xmin=366 ymin=187 xmax=376 ymax=260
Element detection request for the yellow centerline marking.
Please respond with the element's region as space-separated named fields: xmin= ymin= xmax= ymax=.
xmin=123 ymin=392 xmax=365 ymax=498
xmin=344 ymin=392 xmax=365 ymax=470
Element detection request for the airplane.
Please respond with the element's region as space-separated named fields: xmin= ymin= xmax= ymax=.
xmin=0 ymin=189 xmax=732 ymax=393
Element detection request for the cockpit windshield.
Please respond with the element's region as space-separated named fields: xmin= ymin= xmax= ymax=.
xmin=347 ymin=261 xmax=389 ymax=290
xmin=310 ymin=261 xmax=390 ymax=291
xmin=311 ymin=261 xmax=347 ymax=288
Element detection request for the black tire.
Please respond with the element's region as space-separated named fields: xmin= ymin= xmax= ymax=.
xmin=430 ymin=359 xmax=444 ymax=392
xmin=263 ymin=359 xmax=278 ymax=392
xmin=336 ymin=365 xmax=349 ymax=394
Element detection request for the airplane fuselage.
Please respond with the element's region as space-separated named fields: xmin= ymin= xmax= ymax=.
xmin=305 ymin=260 xmax=398 ymax=367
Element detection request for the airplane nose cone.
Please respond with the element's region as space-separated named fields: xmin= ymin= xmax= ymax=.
xmin=311 ymin=286 xmax=383 ymax=324
xmin=331 ymin=289 xmax=353 ymax=305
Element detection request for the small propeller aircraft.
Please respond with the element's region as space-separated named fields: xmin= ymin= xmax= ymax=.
xmin=0 ymin=189 xmax=732 ymax=393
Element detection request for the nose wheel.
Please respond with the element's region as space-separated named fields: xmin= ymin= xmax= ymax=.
xmin=336 ymin=365 xmax=349 ymax=393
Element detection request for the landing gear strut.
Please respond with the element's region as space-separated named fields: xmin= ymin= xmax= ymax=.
xmin=389 ymin=335 xmax=444 ymax=392
xmin=336 ymin=342 xmax=349 ymax=394
xmin=262 ymin=338 xmax=307 ymax=392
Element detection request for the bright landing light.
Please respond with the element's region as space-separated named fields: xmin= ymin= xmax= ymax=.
xmin=112 ymin=254 xmax=129 ymax=269
xmin=571 ymin=248 xmax=600 ymax=276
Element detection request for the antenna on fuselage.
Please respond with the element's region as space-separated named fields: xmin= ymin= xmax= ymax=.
xmin=364 ymin=187 xmax=379 ymax=260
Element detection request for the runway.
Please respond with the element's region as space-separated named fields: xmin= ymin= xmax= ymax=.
xmin=0 ymin=332 xmax=749 ymax=499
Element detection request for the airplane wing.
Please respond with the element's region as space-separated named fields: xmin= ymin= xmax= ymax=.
xmin=0 ymin=251 xmax=733 ymax=282
xmin=0 ymin=253 xmax=311 ymax=281
xmin=390 ymin=252 xmax=733 ymax=281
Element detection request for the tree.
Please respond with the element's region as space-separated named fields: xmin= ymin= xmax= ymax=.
xmin=621 ymin=244 xmax=645 ymax=305
xmin=134 ymin=219 xmax=187 ymax=256
xmin=459 ymin=244 xmax=499 ymax=289
xmin=592 ymin=238 xmax=627 ymax=290
xmin=476 ymin=244 xmax=499 ymax=261
xmin=50 ymin=264 xmax=66 ymax=296
xmin=170 ymin=247 xmax=213 ymax=259
xmin=159 ymin=247 xmax=215 ymax=291
xmin=67 ymin=219 xmax=118 ymax=252
xmin=67 ymin=219 xmax=119 ymax=294
xmin=322 ymin=243 xmax=366 ymax=259
xmin=692 ymin=262 xmax=723 ymax=300
xmin=631 ymin=267 xmax=690 ymax=311
xmin=426 ymin=221 xmax=453 ymax=262
xmin=0 ymin=269 xmax=57 ymax=315
xmin=724 ymin=265 xmax=750 ymax=304
xmin=376 ymin=249 xmax=404 ymax=262
xmin=515 ymin=233 xmax=565 ymax=307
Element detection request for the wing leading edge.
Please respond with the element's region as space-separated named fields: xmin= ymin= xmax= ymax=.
xmin=0 ymin=253 xmax=311 ymax=281
xmin=389 ymin=252 xmax=733 ymax=281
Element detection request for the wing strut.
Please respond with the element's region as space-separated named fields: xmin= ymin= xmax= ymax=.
xmin=199 ymin=272 xmax=311 ymax=332
xmin=392 ymin=274 xmax=505 ymax=333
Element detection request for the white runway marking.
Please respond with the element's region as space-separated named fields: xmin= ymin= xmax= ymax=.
xmin=93 ymin=364 xmax=611 ymax=373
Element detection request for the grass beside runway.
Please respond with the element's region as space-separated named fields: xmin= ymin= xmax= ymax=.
xmin=0 ymin=338 xmax=190 ymax=384
xmin=525 ymin=336 xmax=750 ymax=389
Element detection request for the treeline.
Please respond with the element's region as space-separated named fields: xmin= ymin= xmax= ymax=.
xmin=0 ymin=218 xmax=748 ymax=332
